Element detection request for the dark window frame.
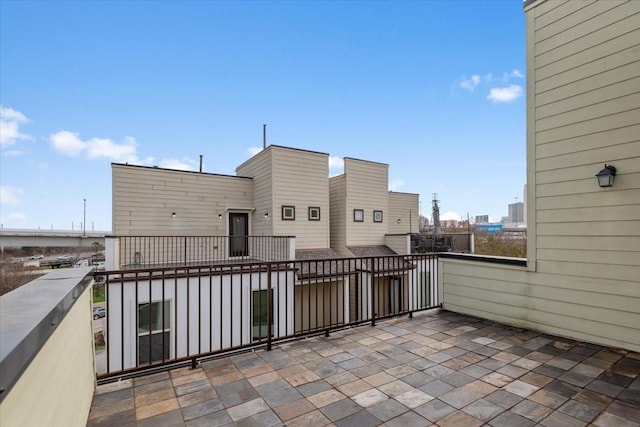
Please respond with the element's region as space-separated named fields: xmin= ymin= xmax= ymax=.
xmin=282 ymin=205 xmax=296 ymax=221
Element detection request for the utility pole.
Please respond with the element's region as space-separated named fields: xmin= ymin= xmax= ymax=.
xmin=83 ymin=198 xmax=87 ymax=237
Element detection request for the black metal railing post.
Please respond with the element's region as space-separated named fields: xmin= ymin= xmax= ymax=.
xmin=266 ymin=263 xmax=273 ymax=351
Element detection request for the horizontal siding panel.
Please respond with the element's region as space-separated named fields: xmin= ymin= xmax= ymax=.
xmin=537 ymin=248 xmax=639 ymax=267
xmin=535 ymin=28 xmax=640 ymax=81
xmin=536 ymin=140 xmax=639 ymax=170
xmin=537 ymin=221 xmax=640 ymax=237
xmin=536 ymin=158 xmax=640 ymax=183
xmin=536 ymin=2 xmax=636 ymax=58
xmin=537 ymin=61 xmax=640 ymax=106
xmin=536 ymin=77 xmax=640 ymax=121
xmin=533 ymin=0 xmax=594 ymax=33
xmin=441 ymin=259 xmax=640 ymax=297
xmin=535 ymin=47 xmax=640 ymax=95
xmin=537 ymin=204 xmax=640 ymax=223
xmin=444 ymin=281 xmax=638 ymax=323
xmin=535 ymin=92 xmax=640 ymax=132
xmin=536 ymin=124 xmax=640 ymax=159
xmin=536 ymin=171 xmax=640 ymax=197
xmin=445 ymin=273 xmax=639 ymax=310
xmin=535 ymin=109 xmax=640 ymax=146
xmin=537 ymin=189 xmax=640 ymax=210
xmin=537 ymin=259 xmax=640 ymax=282
xmin=537 ymin=235 xmax=640 ymax=252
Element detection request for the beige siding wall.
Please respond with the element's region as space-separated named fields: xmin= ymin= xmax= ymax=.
xmin=344 ymin=158 xmax=389 ymax=246
xmin=443 ymin=0 xmax=640 ymax=353
xmin=384 ymin=234 xmax=410 ymax=255
xmin=294 ymin=281 xmax=345 ymax=332
xmin=441 ymin=258 xmax=640 ymax=352
xmin=238 ymin=146 xmax=330 ymax=249
xmin=236 ymin=149 xmax=274 ymax=236
xmin=271 ymin=147 xmax=330 ymax=249
xmin=329 ymin=175 xmax=349 ymax=256
xmin=388 ymin=192 xmax=419 ymax=234
xmin=112 ymin=164 xmax=253 ymax=236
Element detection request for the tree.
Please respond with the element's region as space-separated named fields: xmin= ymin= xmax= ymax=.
xmin=92 ymin=241 xmax=105 ymax=253
xmin=474 ymin=230 xmax=526 ymax=258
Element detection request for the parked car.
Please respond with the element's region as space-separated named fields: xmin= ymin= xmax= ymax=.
xmin=93 ymin=307 xmax=106 ymax=320
xmin=58 ymin=254 xmax=72 ymax=260
xmin=30 ymin=254 xmax=44 ymax=260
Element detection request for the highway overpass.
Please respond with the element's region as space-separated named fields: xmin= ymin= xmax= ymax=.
xmin=0 ymin=229 xmax=108 ymax=252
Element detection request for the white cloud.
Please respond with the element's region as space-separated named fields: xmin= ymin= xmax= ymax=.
xmin=49 ymin=131 xmax=156 ymax=164
xmin=0 ymin=185 xmax=23 ymax=205
xmin=159 ymin=158 xmax=199 ymax=171
xmin=328 ymin=156 xmax=344 ymax=177
xmin=0 ymin=106 xmax=33 ymax=148
xmin=50 ymin=130 xmax=86 ymax=156
xmin=440 ymin=211 xmax=462 ymax=221
xmin=247 ymin=147 xmax=262 ymax=156
xmin=502 ymin=69 xmax=524 ymax=81
xmin=487 ymin=84 xmax=523 ymax=103
xmin=459 ymin=75 xmax=481 ymax=91
xmin=388 ymin=179 xmax=404 ymax=191
xmin=86 ymin=135 xmax=139 ymax=162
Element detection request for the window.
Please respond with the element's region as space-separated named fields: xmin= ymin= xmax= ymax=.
xmin=353 ymin=209 xmax=364 ymax=222
xmin=138 ymin=301 xmax=170 ymax=364
xmin=373 ymin=210 xmax=383 ymax=223
xmin=308 ymin=206 xmax=320 ymax=221
xmin=282 ymin=205 xmax=295 ymax=220
xmin=252 ymin=290 xmax=273 ymax=341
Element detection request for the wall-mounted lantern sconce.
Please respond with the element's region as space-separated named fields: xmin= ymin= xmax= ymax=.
xmin=172 ymin=212 xmax=176 ymax=218
xmin=217 ymin=213 xmax=223 ymax=221
xmin=396 ymin=219 xmax=401 ymax=224
xmin=264 ymin=212 xmax=269 ymax=219
xmin=596 ymin=164 xmax=616 ymax=188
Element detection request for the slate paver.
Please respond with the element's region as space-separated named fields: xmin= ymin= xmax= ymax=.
xmin=88 ymin=310 xmax=640 ymax=427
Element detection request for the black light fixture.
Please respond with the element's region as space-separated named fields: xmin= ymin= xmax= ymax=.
xmin=217 ymin=213 xmax=223 ymax=221
xmin=172 ymin=212 xmax=176 ymax=218
xmin=596 ymin=164 xmax=616 ymax=188
xmin=264 ymin=212 xmax=269 ymax=219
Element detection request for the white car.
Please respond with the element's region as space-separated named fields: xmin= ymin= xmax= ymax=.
xmin=30 ymin=254 xmax=44 ymax=260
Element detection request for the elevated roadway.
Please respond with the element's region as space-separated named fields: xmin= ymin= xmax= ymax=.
xmin=0 ymin=228 xmax=108 ymax=251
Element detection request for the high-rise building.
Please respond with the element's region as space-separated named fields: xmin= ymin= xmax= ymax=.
xmin=523 ymin=184 xmax=527 ymax=226
xmin=508 ymin=202 xmax=524 ymax=227
xmin=475 ymin=215 xmax=489 ymax=224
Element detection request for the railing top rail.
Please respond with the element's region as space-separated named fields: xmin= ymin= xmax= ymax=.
xmin=111 ymin=235 xmax=296 ymax=239
xmin=100 ymin=253 xmax=437 ymax=276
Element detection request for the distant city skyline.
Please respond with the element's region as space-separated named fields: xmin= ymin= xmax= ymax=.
xmin=1 ymin=1 xmax=526 ymax=231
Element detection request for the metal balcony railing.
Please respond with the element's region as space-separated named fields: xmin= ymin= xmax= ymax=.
xmin=94 ymin=253 xmax=440 ymax=381
xmin=112 ymin=235 xmax=293 ymax=269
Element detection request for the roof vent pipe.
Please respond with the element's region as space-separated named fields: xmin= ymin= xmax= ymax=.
xmin=199 ymin=154 xmax=203 ymax=172
xmin=263 ymin=124 xmax=267 ymax=150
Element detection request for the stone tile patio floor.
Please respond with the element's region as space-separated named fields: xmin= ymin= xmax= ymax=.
xmin=87 ymin=310 xmax=640 ymax=426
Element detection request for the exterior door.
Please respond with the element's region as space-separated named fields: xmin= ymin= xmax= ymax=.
xmin=229 ymin=212 xmax=249 ymax=257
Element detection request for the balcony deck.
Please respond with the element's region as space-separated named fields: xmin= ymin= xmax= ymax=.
xmin=87 ymin=310 xmax=640 ymax=427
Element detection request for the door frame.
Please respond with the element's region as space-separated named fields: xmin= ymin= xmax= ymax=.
xmin=228 ymin=211 xmax=250 ymax=258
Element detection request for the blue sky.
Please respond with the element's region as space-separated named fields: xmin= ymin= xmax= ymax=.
xmin=1 ymin=1 xmax=526 ymax=232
